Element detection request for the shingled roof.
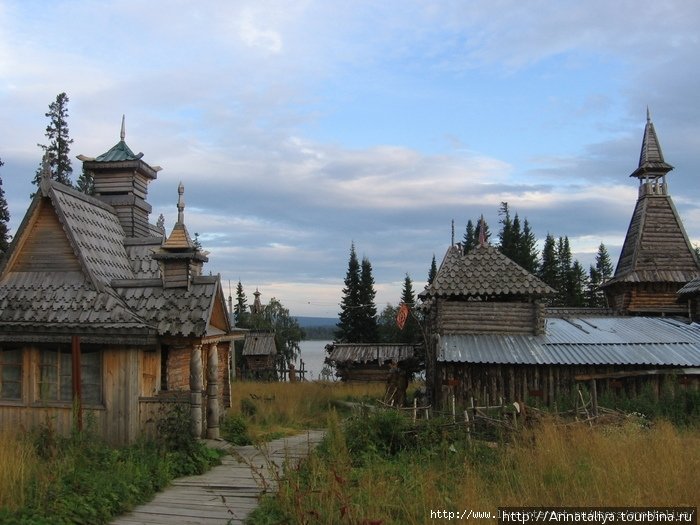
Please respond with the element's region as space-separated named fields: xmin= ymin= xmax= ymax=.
xmin=425 ymin=244 xmax=555 ymax=298
xmin=604 ymin=114 xmax=699 ymax=287
xmin=0 ymin=149 xmax=231 ymax=343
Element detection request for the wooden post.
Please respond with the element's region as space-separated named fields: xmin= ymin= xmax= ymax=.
xmin=590 ymin=378 xmax=599 ymax=418
xmin=190 ymin=344 xmax=203 ymax=438
xmin=413 ymin=397 xmax=417 ymax=423
xmin=464 ymin=410 xmax=471 ymax=441
xmin=207 ymin=343 xmax=220 ymax=439
xmin=71 ymin=335 xmax=82 ymax=432
xmin=451 ymin=393 xmax=456 ymax=422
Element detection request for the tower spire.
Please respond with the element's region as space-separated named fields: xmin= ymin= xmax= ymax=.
xmin=630 ymin=109 xmax=673 ymax=184
xmin=120 ymin=114 xmax=125 ymax=141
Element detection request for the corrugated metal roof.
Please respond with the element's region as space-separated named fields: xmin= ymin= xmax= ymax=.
xmin=438 ymin=317 xmax=700 ymax=367
xmin=328 ymin=343 xmax=416 ymax=364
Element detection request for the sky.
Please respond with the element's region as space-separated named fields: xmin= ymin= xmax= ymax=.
xmin=2 ymin=0 xmax=700 ymax=318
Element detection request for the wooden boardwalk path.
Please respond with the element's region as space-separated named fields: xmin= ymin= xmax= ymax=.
xmin=111 ymin=430 xmax=325 ymax=525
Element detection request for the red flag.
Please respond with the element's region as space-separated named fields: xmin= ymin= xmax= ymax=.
xmin=396 ymin=303 xmax=410 ymax=330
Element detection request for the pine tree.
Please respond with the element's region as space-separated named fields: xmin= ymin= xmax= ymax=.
xmin=587 ymin=265 xmax=602 ymax=307
xmin=0 ymin=157 xmax=9 ymax=253
xmin=399 ymin=274 xmax=420 ymax=344
xmin=76 ymin=167 xmax=95 ymax=195
xmin=32 ymin=93 xmax=74 ymax=194
xmin=595 ymin=243 xmax=614 ymax=283
xmin=427 ymin=254 xmax=437 ymax=286
xmin=568 ymin=260 xmax=588 ymax=307
xmin=518 ymin=218 xmax=539 ymax=273
xmin=586 ymin=243 xmax=614 ymax=308
xmin=463 ymin=220 xmax=475 ymax=254
xmin=358 ymin=256 xmax=378 ymax=342
xmin=498 ymin=202 xmax=515 ymax=259
xmin=337 ymin=243 xmax=362 ymax=342
xmin=556 ymin=236 xmax=573 ymax=305
xmin=377 ymin=304 xmax=401 ymax=343
xmin=539 ymin=234 xmax=559 ymax=299
xmin=234 ymin=281 xmax=249 ymax=327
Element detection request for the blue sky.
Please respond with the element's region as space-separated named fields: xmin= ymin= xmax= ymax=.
xmin=1 ymin=0 xmax=700 ymax=317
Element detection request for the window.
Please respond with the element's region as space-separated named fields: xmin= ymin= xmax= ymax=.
xmin=0 ymin=347 xmax=22 ymax=400
xmin=38 ymin=346 xmax=102 ymax=404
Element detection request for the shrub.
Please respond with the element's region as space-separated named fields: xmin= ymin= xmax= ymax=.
xmin=221 ymin=414 xmax=252 ymax=445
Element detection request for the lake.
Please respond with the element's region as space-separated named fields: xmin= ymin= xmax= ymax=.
xmin=297 ymin=340 xmax=333 ymax=380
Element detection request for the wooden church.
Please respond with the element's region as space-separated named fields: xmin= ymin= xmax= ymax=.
xmin=422 ymin=114 xmax=700 ymax=410
xmin=0 ymin=119 xmax=242 ymax=444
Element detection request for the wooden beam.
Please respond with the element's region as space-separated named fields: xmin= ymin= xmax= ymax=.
xmin=71 ymin=335 xmax=82 ymax=432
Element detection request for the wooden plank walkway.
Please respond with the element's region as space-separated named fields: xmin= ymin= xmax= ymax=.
xmin=110 ymin=430 xmax=325 ymax=525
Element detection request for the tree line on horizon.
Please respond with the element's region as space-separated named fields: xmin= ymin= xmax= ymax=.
xmin=336 ymin=203 xmax=618 ymax=345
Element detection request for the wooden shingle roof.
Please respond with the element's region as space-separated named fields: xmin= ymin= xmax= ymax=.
xmin=605 ymin=194 xmax=699 ymax=285
xmin=242 ymin=332 xmax=277 ymax=356
xmin=605 ymin=116 xmax=699 ymax=287
xmin=425 ymin=244 xmax=555 ymax=298
xmin=0 ymin=175 xmax=230 ymax=342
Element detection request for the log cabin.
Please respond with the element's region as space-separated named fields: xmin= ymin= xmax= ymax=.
xmin=421 ymin=114 xmax=700 ymax=411
xmin=241 ymin=331 xmax=278 ymax=380
xmin=326 ymin=342 xmax=419 ymax=383
xmin=0 ymin=120 xmax=243 ymax=444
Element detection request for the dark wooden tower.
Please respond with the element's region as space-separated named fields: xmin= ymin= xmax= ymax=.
xmin=602 ymin=111 xmax=700 ymax=315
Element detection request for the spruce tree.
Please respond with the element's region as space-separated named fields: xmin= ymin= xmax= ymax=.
xmin=463 ymin=220 xmax=475 ymax=254
xmin=498 ymin=202 xmax=515 ymax=259
xmin=539 ymin=234 xmax=559 ymax=294
xmin=568 ymin=260 xmax=588 ymax=307
xmin=587 ymin=265 xmax=603 ymax=307
xmin=234 ymin=281 xmax=249 ymax=327
xmin=556 ymin=236 xmax=573 ymax=305
xmin=358 ymin=256 xmax=378 ymax=342
xmin=337 ymin=243 xmax=362 ymax=342
xmin=427 ymin=254 xmax=437 ymax=286
xmin=0 ymin=157 xmax=9 ymax=253
xmin=32 ymin=93 xmax=74 ymax=194
xmin=595 ymin=243 xmax=614 ymax=283
xmin=76 ymin=167 xmax=95 ymax=195
xmin=518 ymin=218 xmax=539 ymax=273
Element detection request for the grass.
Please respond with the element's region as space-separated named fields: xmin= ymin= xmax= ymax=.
xmin=0 ymin=406 xmax=223 ymax=525
xmin=226 ymin=380 xmax=385 ymax=441
xmin=242 ymin=383 xmax=700 ymax=524
xmin=0 ymin=429 xmax=38 ymax=512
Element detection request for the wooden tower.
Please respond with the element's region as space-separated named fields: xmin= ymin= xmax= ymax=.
xmin=602 ymin=111 xmax=700 ymax=315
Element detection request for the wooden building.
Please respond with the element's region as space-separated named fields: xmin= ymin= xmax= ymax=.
xmin=601 ymin=111 xmax=700 ymax=315
xmin=421 ymin=114 xmax=700 ymax=411
xmin=326 ymin=343 xmax=418 ymax=383
xmin=0 ymin=121 xmax=242 ymax=444
xmin=241 ymin=331 xmax=277 ymax=380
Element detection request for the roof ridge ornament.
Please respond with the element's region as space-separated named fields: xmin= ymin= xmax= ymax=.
xmin=40 ymin=152 xmax=52 ymax=196
xmin=120 ymin=114 xmax=126 ymax=141
xmin=177 ymin=181 xmax=185 ymax=224
xmin=478 ymin=214 xmax=486 ymax=247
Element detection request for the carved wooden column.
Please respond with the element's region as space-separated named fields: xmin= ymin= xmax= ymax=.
xmin=206 ymin=342 xmax=220 ymax=439
xmin=190 ymin=344 xmax=203 ymax=438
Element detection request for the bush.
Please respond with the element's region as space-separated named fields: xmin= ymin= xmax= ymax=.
xmin=221 ymin=414 xmax=252 ymax=446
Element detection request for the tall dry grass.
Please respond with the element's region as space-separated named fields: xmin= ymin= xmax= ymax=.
xmin=254 ymin=414 xmax=700 ymax=524
xmin=0 ymin=429 xmax=38 ymax=511
xmin=228 ymin=380 xmax=385 ymax=439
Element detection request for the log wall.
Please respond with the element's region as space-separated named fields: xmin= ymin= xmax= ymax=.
xmin=437 ymin=300 xmax=541 ymax=335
